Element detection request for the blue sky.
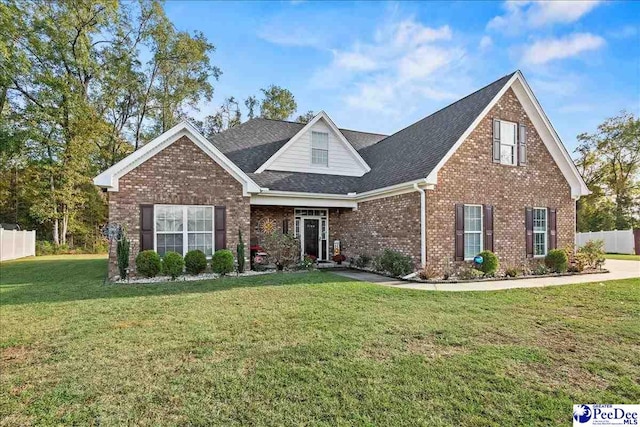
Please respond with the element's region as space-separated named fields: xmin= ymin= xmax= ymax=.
xmin=165 ymin=0 xmax=639 ymax=153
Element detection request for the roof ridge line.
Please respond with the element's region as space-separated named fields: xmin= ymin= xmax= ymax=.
xmin=363 ymin=70 xmax=518 ymax=148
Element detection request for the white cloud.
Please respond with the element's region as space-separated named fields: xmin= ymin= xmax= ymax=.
xmin=479 ymin=35 xmax=493 ymax=50
xmin=522 ymin=33 xmax=605 ymax=65
xmin=313 ymin=19 xmax=465 ymax=114
xmin=488 ymin=1 xmax=601 ymax=33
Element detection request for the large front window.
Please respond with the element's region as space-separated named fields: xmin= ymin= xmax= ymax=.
xmin=464 ymin=205 xmax=483 ymax=260
xmin=155 ymin=205 xmax=214 ymax=257
xmin=533 ymin=207 xmax=547 ymax=257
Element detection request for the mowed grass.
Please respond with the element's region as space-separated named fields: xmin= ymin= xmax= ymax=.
xmin=1 ymin=256 xmax=639 ymax=426
xmin=605 ymin=253 xmax=640 ymax=261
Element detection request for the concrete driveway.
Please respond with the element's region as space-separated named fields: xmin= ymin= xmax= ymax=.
xmin=332 ymin=259 xmax=639 ymax=292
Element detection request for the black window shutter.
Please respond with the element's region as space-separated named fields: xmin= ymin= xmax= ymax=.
xmin=548 ymin=208 xmax=557 ymax=250
xmin=455 ymin=204 xmax=464 ymax=261
xmin=483 ymin=205 xmax=494 ymax=252
xmin=525 ymin=207 xmax=533 ymax=258
xmin=492 ymin=119 xmax=501 ymax=163
xmin=140 ymin=205 xmax=154 ymax=251
xmin=518 ymin=124 xmax=527 ymax=165
xmin=282 ymin=219 xmax=289 ymax=234
xmin=215 ymin=206 xmax=227 ymax=251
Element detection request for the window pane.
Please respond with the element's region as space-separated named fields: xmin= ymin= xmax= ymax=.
xmin=464 ymin=205 xmax=482 ymax=232
xmin=312 ymin=148 xmax=328 ymax=166
xmin=188 ymin=207 xmax=212 ymax=232
xmin=533 ymin=208 xmax=547 ymax=231
xmin=534 ymin=232 xmax=546 ymax=256
xmin=311 ymin=132 xmax=329 ymax=149
xmin=157 ymin=206 xmax=183 ymax=232
xmin=464 ymin=233 xmax=481 ymax=259
xmin=157 ymin=233 xmax=183 ymax=256
xmin=500 ymin=144 xmax=514 ymax=165
xmin=500 ymin=121 xmax=516 ymax=145
xmin=188 ymin=233 xmax=213 ymax=256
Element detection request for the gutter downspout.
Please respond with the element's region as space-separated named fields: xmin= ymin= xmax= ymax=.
xmin=413 ymin=182 xmax=427 ymax=269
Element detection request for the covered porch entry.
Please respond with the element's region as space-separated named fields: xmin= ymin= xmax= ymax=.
xmin=250 ymin=206 xmax=331 ymax=261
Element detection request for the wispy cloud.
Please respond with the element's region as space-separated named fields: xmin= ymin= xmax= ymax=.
xmin=310 ymin=18 xmax=466 ymax=114
xmin=488 ymin=1 xmax=602 ymax=34
xmin=522 ymin=33 xmax=605 ymax=65
xmin=479 ymin=35 xmax=493 ymax=50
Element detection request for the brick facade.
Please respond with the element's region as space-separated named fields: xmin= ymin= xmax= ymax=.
xmin=333 ymin=192 xmax=422 ymax=267
xmin=107 ymin=136 xmax=250 ymax=278
xmin=425 ymin=88 xmax=575 ymax=271
xmin=106 ymin=88 xmax=575 ymax=278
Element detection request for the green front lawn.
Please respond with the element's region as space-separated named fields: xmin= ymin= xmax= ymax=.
xmin=1 ymin=256 xmax=639 ymax=426
xmin=605 ymin=253 xmax=640 ymax=261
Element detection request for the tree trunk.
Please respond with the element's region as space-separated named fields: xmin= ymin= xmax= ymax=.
xmin=50 ymin=174 xmax=60 ymax=245
xmin=62 ymin=206 xmax=68 ymax=245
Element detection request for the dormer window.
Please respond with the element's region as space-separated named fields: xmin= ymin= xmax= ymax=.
xmin=311 ymin=131 xmax=329 ymax=166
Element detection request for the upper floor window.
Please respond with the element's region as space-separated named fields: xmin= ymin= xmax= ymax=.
xmin=499 ymin=120 xmax=517 ymax=165
xmin=311 ymin=131 xmax=329 ymax=166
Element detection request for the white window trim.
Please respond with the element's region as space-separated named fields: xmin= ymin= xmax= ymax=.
xmin=500 ymin=120 xmax=517 ymax=166
xmin=464 ymin=204 xmax=483 ymax=261
xmin=533 ymin=207 xmax=548 ymax=258
xmin=311 ymin=131 xmax=329 ymax=167
xmin=153 ymin=204 xmax=215 ymax=258
xmin=294 ymin=208 xmax=329 ymax=261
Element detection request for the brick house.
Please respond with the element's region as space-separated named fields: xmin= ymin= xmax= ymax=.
xmin=94 ymin=71 xmax=590 ymax=278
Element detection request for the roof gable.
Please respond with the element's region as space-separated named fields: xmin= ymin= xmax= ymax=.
xmin=93 ymin=121 xmax=260 ymax=195
xmin=255 ymin=112 xmax=371 ymax=176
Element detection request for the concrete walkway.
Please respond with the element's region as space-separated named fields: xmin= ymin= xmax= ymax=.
xmin=331 ymin=259 xmax=639 ymax=292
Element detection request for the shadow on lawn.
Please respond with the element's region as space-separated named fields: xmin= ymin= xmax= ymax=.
xmin=0 ymin=257 xmax=351 ymax=306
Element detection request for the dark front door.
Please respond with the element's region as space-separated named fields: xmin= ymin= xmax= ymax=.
xmin=304 ymin=219 xmax=319 ymax=258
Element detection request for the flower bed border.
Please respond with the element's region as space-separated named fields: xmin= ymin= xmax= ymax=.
xmin=347 ymin=266 xmax=609 ymax=284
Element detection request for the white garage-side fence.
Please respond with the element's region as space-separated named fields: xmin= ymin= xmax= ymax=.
xmin=576 ymin=229 xmax=636 ymax=255
xmin=0 ymin=229 xmax=36 ymax=261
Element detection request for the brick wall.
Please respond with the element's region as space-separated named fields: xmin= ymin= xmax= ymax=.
xmin=426 ymin=88 xmax=575 ymax=271
xmin=333 ymin=192 xmax=421 ymax=267
xmin=250 ymin=206 xmax=294 ymax=247
xmin=107 ymin=135 xmax=251 ymax=278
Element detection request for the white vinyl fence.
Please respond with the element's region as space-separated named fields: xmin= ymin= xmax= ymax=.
xmin=0 ymin=229 xmax=36 ymax=261
xmin=576 ymin=229 xmax=635 ymax=254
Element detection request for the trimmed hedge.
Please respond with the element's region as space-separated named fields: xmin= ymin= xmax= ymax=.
xmin=163 ymin=251 xmax=184 ymax=280
xmin=475 ymin=250 xmax=499 ymax=276
xmin=135 ymin=250 xmax=162 ymax=278
xmin=376 ymin=249 xmax=413 ymax=277
xmin=211 ymin=249 xmax=234 ymax=275
xmin=185 ymin=250 xmax=207 ymax=275
xmin=545 ymin=249 xmax=568 ymax=273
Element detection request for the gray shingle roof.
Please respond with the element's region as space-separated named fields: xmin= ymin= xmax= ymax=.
xmin=210 ymin=72 xmax=515 ymax=194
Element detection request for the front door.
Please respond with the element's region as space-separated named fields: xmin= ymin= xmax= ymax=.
xmin=303 ymin=219 xmax=319 ymax=258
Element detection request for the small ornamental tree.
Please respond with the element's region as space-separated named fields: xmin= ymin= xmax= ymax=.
xmin=116 ymin=230 xmax=130 ymax=279
xmin=211 ymin=249 xmax=234 ymax=275
xmin=262 ymin=231 xmax=299 ymax=270
xmin=163 ymin=251 xmax=185 ymax=279
xmin=136 ymin=250 xmax=162 ymax=278
xmin=185 ymin=250 xmax=207 ymax=275
xmin=237 ymin=229 xmax=245 ymax=273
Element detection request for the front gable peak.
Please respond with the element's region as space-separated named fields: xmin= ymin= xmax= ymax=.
xmin=255 ymin=112 xmax=371 ymax=177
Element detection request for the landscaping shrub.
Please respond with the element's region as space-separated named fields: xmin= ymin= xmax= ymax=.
xmin=375 ymin=249 xmax=413 ymax=277
xmin=475 ymin=250 xmax=499 ymax=276
xmin=136 ymin=250 xmax=162 ymax=278
xmin=162 ymin=251 xmax=184 ymax=280
xmin=184 ymin=250 xmax=207 ymax=275
xmin=116 ymin=232 xmax=130 ymax=279
xmin=577 ymin=240 xmax=605 ymax=269
xmin=458 ymin=266 xmax=485 ymax=280
xmin=353 ymin=254 xmax=371 ymax=269
xmin=296 ymin=255 xmax=315 ymax=270
xmin=417 ymin=265 xmax=438 ymax=280
xmin=262 ymin=232 xmax=299 ymax=270
xmin=35 ymin=240 xmax=55 ymax=256
xmin=545 ymin=249 xmax=568 ymax=273
xmin=211 ymin=249 xmax=234 ymax=275
xmin=504 ymin=266 xmax=520 ymax=277
xmin=332 ymin=253 xmax=346 ymax=264
xmin=532 ymin=263 xmax=549 ymax=276
xmin=237 ymin=229 xmax=246 ymax=273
